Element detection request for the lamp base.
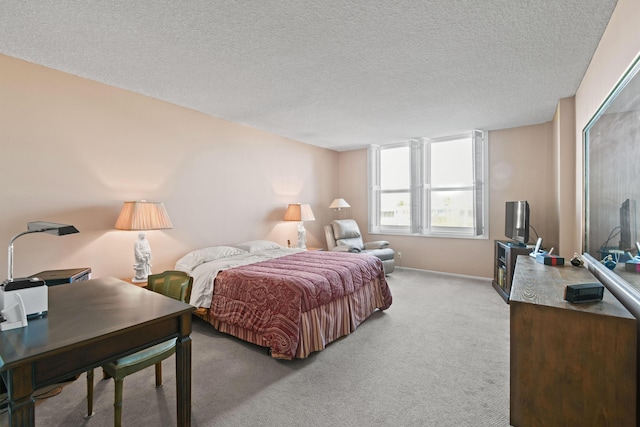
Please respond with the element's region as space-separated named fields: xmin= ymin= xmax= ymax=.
xmin=297 ymin=222 xmax=307 ymax=250
xmin=132 ymin=231 xmax=152 ymax=284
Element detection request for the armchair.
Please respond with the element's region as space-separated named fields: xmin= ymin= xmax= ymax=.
xmin=324 ymin=219 xmax=395 ymax=274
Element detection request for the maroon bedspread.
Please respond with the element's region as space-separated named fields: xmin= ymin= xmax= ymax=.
xmin=210 ymin=250 xmax=392 ymax=358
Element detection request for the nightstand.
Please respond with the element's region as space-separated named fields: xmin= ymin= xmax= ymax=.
xmin=119 ymin=278 xmax=147 ymax=287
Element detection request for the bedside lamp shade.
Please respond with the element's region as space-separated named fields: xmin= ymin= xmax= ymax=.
xmin=115 ymin=201 xmax=173 ymax=231
xmin=284 ymin=203 xmax=316 ymax=222
xmin=284 ymin=203 xmax=315 ymax=249
xmin=115 ymin=201 xmax=173 ymax=283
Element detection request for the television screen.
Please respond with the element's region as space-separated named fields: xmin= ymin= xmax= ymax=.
xmin=505 ymin=201 xmax=529 ymax=245
xmin=619 ymin=198 xmax=637 ymax=251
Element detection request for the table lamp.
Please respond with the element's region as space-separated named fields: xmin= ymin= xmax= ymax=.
xmin=115 ymin=201 xmax=173 ymax=283
xmin=284 ymin=203 xmax=315 ymax=249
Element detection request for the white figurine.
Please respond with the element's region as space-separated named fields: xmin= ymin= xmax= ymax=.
xmin=133 ymin=231 xmax=152 ymax=282
xmin=297 ymin=222 xmax=307 ymax=249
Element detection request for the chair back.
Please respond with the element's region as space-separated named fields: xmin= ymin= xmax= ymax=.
xmin=146 ymin=270 xmax=193 ymax=303
xmin=324 ymin=224 xmax=337 ymax=250
xmin=330 ymin=219 xmax=365 ymax=250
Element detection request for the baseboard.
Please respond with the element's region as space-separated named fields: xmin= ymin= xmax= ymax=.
xmin=394 ymin=266 xmax=491 ymax=282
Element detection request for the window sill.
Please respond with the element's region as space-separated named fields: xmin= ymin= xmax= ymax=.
xmin=368 ymin=230 xmax=488 ymax=240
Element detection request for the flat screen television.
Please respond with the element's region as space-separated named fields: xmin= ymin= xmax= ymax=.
xmin=505 ymin=201 xmax=529 ymax=246
xmin=619 ymin=198 xmax=637 ymax=251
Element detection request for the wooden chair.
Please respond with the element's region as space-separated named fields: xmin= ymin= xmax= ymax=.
xmin=86 ymin=271 xmax=193 ymax=426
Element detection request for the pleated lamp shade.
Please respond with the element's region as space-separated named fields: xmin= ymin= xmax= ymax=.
xmin=284 ymin=203 xmax=315 ymax=222
xmin=115 ymin=201 xmax=173 ymax=230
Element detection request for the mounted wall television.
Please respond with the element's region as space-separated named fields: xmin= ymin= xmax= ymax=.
xmin=505 ymin=201 xmax=529 ymax=246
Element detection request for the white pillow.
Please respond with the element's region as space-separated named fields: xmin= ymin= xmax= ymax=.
xmin=234 ymin=240 xmax=282 ymax=252
xmin=175 ymin=246 xmax=247 ymax=272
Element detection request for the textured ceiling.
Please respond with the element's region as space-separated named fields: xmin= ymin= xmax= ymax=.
xmin=0 ymin=1 xmax=618 ymax=151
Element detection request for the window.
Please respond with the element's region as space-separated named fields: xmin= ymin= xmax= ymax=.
xmin=368 ymin=130 xmax=487 ymax=238
xmin=380 ymin=145 xmax=410 ymax=227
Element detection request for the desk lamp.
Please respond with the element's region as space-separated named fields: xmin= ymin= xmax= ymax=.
xmin=284 ymin=203 xmax=315 ymax=249
xmin=115 ymin=201 xmax=173 ymax=283
xmin=1 ymin=221 xmax=79 ymax=323
xmin=4 ymin=221 xmax=79 ymax=284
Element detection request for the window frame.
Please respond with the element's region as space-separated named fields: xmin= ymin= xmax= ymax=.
xmin=369 ymin=141 xmax=412 ymax=234
xmin=368 ymin=130 xmax=488 ymax=239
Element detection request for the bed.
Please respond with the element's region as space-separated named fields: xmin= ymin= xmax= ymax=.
xmin=175 ymin=240 xmax=392 ymax=359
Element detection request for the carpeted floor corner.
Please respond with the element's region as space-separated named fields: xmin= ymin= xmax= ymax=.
xmin=3 ymin=268 xmax=511 ymax=426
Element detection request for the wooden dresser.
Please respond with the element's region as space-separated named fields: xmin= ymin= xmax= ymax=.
xmin=510 ymin=255 xmax=637 ymax=426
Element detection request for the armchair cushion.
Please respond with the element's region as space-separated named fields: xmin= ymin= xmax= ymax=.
xmin=366 ymin=247 xmax=395 ymax=261
xmin=336 ymin=237 xmax=365 ymax=249
xmin=332 ymin=220 xmax=365 ymax=250
xmin=330 ymin=245 xmax=361 ymax=253
xmin=364 ymin=241 xmax=390 ymax=250
xmin=331 ymin=219 xmax=361 ymax=239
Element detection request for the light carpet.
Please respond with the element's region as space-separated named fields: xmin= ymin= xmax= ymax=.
xmin=5 ymin=268 xmax=511 ymax=426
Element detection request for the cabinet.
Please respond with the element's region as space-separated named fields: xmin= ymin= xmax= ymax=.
xmin=492 ymin=240 xmax=529 ymax=303
xmin=510 ymin=255 xmax=636 ymax=426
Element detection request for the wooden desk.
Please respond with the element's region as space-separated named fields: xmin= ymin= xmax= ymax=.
xmin=510 ymin=255 xmax=636 ymax=426
xmin=0 ymin=277 xmax=195 ymax=426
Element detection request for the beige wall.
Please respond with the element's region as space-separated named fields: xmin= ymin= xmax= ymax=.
xmin=0 ymin=55 xmax=339 ymax=280
xmin=489 ymin=123 xmax=555 ymax=254
xmin=574 ymin=0 xmax=640 ymax=253
xmin=1 ymin=48 xmax=556 ymax=282
xmin=2 ymin=0 xmax=637 ymax=282
xmin=337 ymin=123 xmax=554 ymax=278
xmin=554 ymin=97 xmax=577 ymax=258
